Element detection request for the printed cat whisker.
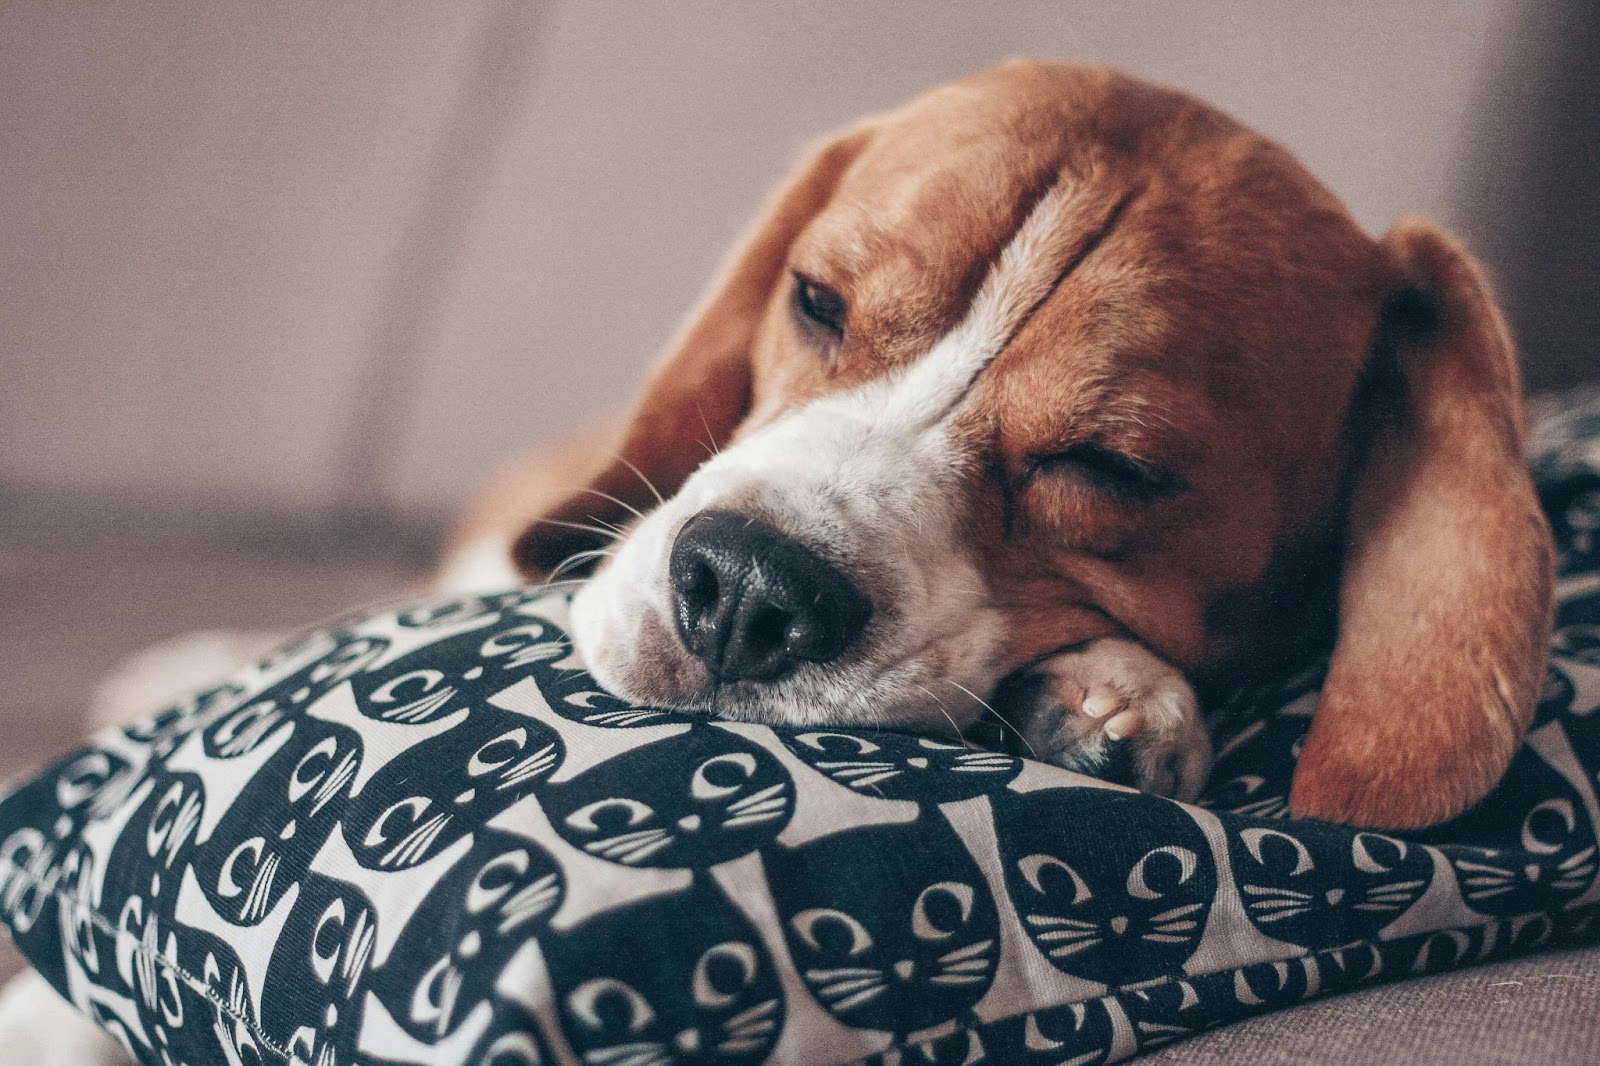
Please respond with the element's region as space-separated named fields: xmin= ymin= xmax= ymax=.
xmin=1242 ymin=885 xmax=1312 ymax=899
xmin=815 ymin=976 xmax=886 ymax=1001
xmin=1025 ymin=914 xmax=1099 ymax=930
xmin=721 ymin=798 xmax=790 ymax=820
xmin=1151 ymin=902 xmax=1205 ymax=923
xmin=382 ymin=814 xmax=450 ymax=867
xmin=1045 ymin=938 xmax=1103 ymax=958
xmin=381 ymin=686 xmax=456 ymax=723
xmin=722 ymin=998 xmax=779 ymax=1032
xmin=1465 ymin=885 xmax=1516 ymax=899
xmin=804 ymin=966 xmax=880 ymax=981
xmin=827 ymin=984 xmax=889 ymax=1012
xmin=497 ymin=875 xmax=561 ymax=932
xmin=930 ymin=972 xmax=988 ymax=985
xmin=720 ymin=810 xmax=787 ymax=829
xmin=311 ymin=755 xmax=357 ymax=815
xmin=239 ymin=852 xmax=279 ymax=922
xmin=1247 ymin=898 xmax=1313 ymax=912
xmin=1462 ymin=875 xmax=1514 ymax=888
xmin=722 ymin=795 xmax=789 ymax=816
xmin=584 ymin=709 xmax=667 ymax=726
xmin=726 ymin=783 xmax=789 ymax=812
xmin=718 ymin=1036 xmax=771 ymax=1055
xmin=1559 ymin=847 xmax=1597 ymax=870
xmin=939 ymin=939 xmax=996 ymax=963
xmin=583 ymin=1042 xmax=667 ymax=1066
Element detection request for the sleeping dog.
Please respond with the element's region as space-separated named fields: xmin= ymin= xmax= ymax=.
xmin=457 ymin=60 xmax=1555 ymax=831
xmin=0 ymin=60 xmax=1559 ymax=1062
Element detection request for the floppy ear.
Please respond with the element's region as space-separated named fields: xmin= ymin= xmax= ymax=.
xmin=1289 ymin=220 xmax=1555 ymax=829
xmin=512 ymin=126 xmax=873 ymax=577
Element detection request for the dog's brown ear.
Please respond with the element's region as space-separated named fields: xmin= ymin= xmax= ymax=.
xmin=512 ymin=126 xmax=874 ymax=578
xmin=1289 ymin=220 xmax=1555 ymax=829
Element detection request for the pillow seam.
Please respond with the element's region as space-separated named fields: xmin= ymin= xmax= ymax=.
xmin=2 ymin=860 xmax=294 ymax=1065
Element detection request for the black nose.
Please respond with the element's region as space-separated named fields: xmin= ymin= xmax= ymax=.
xmin=669 ymin=511 xmax=870 ymax=683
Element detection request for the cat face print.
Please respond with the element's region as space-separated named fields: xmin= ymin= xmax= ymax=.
xmin=545 ymin=728 xmax=793 ymax=868
xmin=1229 ymin=823 xmax=1432 ymax=948
xmin=995 ymin=788 xmax=1215 ymax=986
xmin=1440 ymin=753 xmax=1597 ymax=918
xmin=369 ymin=831 xmax=564 ymax=1048
xmin=545 ymin=881 xmax=782 ymax=1065
xmin=765 ymin=817 xmax=999 ymax=1036
xmin=780 ymin=731 xmax=1020 ymax=802
xmin=341 ymin=707 xmax=563 ymax=870
xmin=989 ymin=999 xmax=1115 ymax=1066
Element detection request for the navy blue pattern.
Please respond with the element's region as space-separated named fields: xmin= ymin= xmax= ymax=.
xmin=3 ymin=392 xmax=1600 ymax=1064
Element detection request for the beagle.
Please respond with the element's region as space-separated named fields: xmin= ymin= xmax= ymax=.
xmin=455 ymin=60 xmax=1555 ymax=831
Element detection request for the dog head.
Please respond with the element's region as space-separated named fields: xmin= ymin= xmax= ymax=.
xmin=513 ymin=62 xmax=1553 ymax=829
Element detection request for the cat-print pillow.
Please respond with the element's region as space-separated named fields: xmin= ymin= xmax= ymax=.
xmin=2 ymin=391 xmax=1600 ymax=1065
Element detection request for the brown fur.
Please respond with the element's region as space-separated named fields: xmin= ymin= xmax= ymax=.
xmin=460 ymin=61 xmax=1554 ymax=830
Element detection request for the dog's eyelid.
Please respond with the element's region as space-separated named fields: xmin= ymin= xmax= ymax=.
xmin=789 ymin=270 xmax=848 ymax=342
xmin=1030 ymin=442 xmax=1186 ymax=500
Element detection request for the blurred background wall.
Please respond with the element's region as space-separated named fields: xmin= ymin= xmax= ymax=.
xmin=0 ymin=0 xmax=1596 ymax=783
xmin=3 ymin=0 xmax=1595 ymax=542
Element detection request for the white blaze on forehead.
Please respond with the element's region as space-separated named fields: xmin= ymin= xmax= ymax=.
xmin=861 ymin=177 xmax=1118 ymax=430
xmin=566 ymin=172 xmax=1127 ymax=731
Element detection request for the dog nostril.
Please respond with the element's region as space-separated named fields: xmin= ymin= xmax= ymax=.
xmin=746 ymin=605 xmax=790 ymax=658
xmin=680 ymin=560 xmax=719 ymax=613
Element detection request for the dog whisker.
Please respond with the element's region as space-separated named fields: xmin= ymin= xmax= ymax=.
xmin=946 ymin=678 xmax=1038 ymax=759
xmin=912 ymin=682 xmax=973 ymax=749
xmin=612 ymin=453 xmax=667 ymax=507
xmin=694 ymin=400 xmax=722 ymax=457
xmin=529 ymin=515 xmax=624 ymax=542
xmin=575 ymin=486 xmax=648 ymax=521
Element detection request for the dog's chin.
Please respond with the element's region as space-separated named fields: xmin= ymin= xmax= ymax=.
xmin=569 ymin=576 xmax=1004 ymax=736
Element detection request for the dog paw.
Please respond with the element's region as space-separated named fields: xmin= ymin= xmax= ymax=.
xmin=1009 ymin=638 xmax=1212 ymax=801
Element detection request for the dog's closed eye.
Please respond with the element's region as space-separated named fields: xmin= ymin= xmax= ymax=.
xmin=1032 ymin=444 xmax=1185 ymax=501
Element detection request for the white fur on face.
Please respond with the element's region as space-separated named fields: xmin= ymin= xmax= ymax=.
xmin=571 ymin=182 xmax=1092 ymax=733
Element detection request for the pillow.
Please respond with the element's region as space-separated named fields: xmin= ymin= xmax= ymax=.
xmin=3 ymin=393 xmax=1599 ymax=1066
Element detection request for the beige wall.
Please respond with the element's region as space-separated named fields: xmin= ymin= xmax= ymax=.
xmin=0 ymin=0 xmax=1556 ymax=527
